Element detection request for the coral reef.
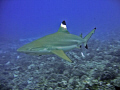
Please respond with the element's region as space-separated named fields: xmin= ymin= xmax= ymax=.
xmin=0 ymin=33 xmax=120 ymax=90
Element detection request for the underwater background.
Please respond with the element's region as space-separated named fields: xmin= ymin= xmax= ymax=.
xmin=0 ymin=0 xmax=120 ymax=90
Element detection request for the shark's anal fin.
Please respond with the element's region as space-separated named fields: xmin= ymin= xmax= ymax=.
xmin=85 ymin=44 xmax=88 ymax=49
xmin=51 ymin=50 xmax=72 ymax=62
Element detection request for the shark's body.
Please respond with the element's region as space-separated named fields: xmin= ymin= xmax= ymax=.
xmin=17 ymin=21 xmax=96 ymax=62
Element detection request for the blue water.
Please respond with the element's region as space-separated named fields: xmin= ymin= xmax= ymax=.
xmin=0 ymin=0 xmax=120 ymax=89
xmin=0 ymin=0 xmax=120 ymax=40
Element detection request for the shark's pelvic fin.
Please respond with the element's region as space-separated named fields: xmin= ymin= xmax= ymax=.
xmin=58 ymin=21 xmax=70 ymax=34
xmin=83 ymin=27 xmax=96 ymax=48
xmin=51 ymin=50 xmax=72 ymax=62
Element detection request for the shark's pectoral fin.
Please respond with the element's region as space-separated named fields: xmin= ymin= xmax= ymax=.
xmin=51 ymin=50 xmax=72 ymax=62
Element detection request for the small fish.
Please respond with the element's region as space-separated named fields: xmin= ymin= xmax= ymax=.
xmin=17 ymin=21 xmax=96 ymax=62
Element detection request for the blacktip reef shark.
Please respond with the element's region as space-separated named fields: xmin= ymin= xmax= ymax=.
xmin=17 ymin=21 xmax=96 ymax=62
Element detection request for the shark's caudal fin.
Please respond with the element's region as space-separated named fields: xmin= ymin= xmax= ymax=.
xmin=83 ymin=27 xmax=96 ymax=49
xmin=57 ymin=21 xmax=70 ymax=34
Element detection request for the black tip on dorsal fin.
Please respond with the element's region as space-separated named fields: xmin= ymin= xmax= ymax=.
xmin=85 ymin=44 xmax=88 ymax=49
xmin=62 ymin=20 xmax=66 ymax=25
xmin=94 ymin=27 xmax=96 ymax=30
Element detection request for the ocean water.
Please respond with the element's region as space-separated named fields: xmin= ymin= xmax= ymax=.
xmin=0 ymin=0 xmax=120 ymax=90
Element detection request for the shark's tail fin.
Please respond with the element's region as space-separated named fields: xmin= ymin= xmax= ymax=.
xmin=83 ymin=27 xmax=96 ymax=49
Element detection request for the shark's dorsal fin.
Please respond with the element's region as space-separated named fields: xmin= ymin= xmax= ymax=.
xmin=58 ymin=21 xmax=70 ymax=34
xmin=80 ymin=33 xmax=82 ymax=38
xmin=51 ymin=50 xmax=72 ymax=62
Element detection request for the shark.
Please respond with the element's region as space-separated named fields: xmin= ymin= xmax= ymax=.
xmin=17 ymin=21 xmax=96 ymax=62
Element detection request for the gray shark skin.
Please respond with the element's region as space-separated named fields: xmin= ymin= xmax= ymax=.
xmin=17 ymin=21 xmax=96 ymax=62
